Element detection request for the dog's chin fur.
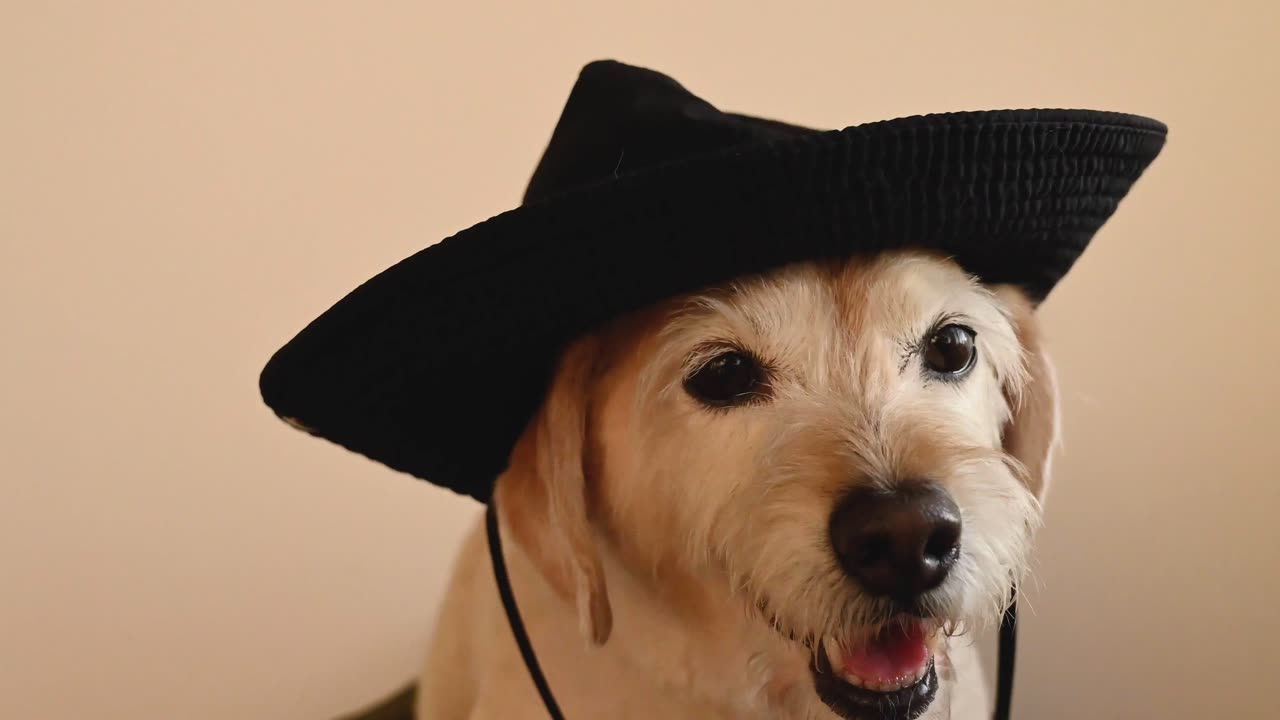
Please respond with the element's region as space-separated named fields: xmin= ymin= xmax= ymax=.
xmin=417 ymin=251 xmax=1060 ymax=720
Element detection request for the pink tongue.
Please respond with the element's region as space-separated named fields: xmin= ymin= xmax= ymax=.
xmin=841 ymin=623 xmax=929 ymax=682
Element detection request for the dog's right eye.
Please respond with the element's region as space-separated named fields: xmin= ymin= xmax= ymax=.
xmin=684 ymin=351 xmax=768 ymax=408
xmin=923 ymin=323 xmax=977 ymax=377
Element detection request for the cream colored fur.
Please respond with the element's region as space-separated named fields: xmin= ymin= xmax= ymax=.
xmin=416 ymin=251 xmax=1060 ymax=720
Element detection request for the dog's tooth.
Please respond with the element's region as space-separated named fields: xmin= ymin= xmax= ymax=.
xmin=823 ymin=637 xmax=843 ymax=668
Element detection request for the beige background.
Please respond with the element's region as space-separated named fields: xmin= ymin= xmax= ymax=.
xmin=3 ymin=2 xmax=1277 ymax=719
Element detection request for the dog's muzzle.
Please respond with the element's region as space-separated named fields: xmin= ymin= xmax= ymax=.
xmin=808 ymin=482 xmax=962 ymax=719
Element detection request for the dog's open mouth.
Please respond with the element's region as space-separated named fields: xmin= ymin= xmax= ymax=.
xmin=810 ymin=618 xmax=940 ymax=720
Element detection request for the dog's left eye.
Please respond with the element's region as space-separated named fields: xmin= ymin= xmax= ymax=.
xmin=923 ymin=324 xmax=977 ymax=377
xmin=684 ymin=351 xmax=768 ymax=408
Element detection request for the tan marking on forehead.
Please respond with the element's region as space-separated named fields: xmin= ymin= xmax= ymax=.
xmin=826 ymin=252 xmax=915 ymax=336
xmin=829 ymin=258 xmax=871 ymax=337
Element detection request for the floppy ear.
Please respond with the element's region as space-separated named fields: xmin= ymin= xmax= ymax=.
xmin=996 ymin=287 xmax=1062 ymax=504
xmin=494 ymin=335 xmax=613 ymax=646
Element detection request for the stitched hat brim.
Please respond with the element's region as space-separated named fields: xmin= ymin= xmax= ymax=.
xmin=260 ymin=109 xmax=1166 ymax=502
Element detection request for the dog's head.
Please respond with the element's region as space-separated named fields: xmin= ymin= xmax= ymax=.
xmin=497 ymin=250 xmax=1059 ymax=720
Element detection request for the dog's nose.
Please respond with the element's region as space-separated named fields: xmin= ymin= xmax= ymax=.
xmin=830 ymin=482 xmax=962 ymax=602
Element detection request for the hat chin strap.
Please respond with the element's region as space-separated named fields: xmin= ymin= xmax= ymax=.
xmin=994 ymin=592 xmax=1018 ymax=720
xmin=486 ymin=501 xmax=567 ymax=720
xmin=486 ymin=498 xmax=1018 ymax=720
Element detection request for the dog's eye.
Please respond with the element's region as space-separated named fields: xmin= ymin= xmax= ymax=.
xmin=923 ymin=324 xmax=977 ymax=376
xmin=684 ymin=351 xmax=768 ymax=407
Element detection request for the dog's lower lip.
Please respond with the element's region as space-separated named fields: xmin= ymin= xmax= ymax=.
xmin=811 ymin=630 xmax=938 ymax=720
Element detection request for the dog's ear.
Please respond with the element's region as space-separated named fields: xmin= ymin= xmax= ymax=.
xmin=996 ymin=287 xmax=1061 ymax=504
xmin=494 ymin=335 xmax=613 ymax=646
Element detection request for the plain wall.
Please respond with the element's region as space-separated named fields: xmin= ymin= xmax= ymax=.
xmin=3 ymin=2 xmax=1277 ymax=718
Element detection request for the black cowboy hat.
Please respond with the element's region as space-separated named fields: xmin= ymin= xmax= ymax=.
xmin=259 ymin=60 xmax=1166 ymax=503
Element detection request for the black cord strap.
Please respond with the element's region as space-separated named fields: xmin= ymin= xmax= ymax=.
xmin=486 ymin=500 xmax=567 ymax=720
xmin=993 ymin=592 xmax=1018 ymax=720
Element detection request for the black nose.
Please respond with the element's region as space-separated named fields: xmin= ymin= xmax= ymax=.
xmin=830 ymin=482 xmax=962 ymax=602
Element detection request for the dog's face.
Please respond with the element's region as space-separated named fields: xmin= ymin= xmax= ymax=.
xmin=499 ymin=250 xmax=1059 ymax=720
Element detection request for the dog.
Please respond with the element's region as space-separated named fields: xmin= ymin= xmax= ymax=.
xmin=253 ymin=63 xmax=1161 ymax=720
xmin=412 ymin=248 xmax=1059 ymax=720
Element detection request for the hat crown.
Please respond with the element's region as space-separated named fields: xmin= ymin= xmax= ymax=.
xmin=523 ymin=60 xmax=812 ymax=204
